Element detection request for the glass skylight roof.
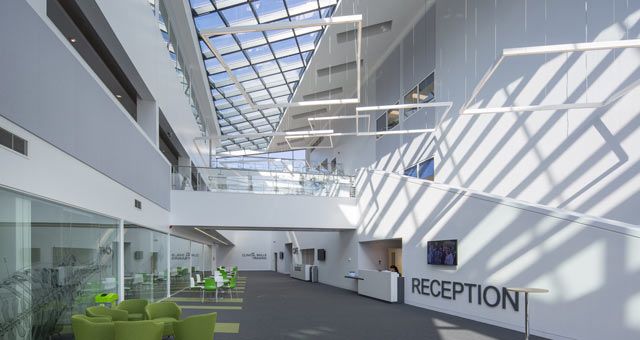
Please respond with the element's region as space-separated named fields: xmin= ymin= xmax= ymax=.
xmin=189 ymin=0 xmax=339 ymax=152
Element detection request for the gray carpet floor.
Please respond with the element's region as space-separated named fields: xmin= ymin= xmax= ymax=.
xmin=177 ymin=271 xmax=547 ymax=340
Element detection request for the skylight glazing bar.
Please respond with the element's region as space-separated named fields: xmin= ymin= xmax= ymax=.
xmin=191 ymin=0 xmax=340 ymax=151
xmin=200 ymin=15 xmax=362 ymax=111
xmin=201 ymin=15 xmax=362 ymax=36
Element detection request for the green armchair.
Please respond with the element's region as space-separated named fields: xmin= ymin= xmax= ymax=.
xmin=114 ymin=320 xmax=163 ymax=340
xmin=145 ymin=301 xmax=182 ymax=336
xmin=86 ymin=305 xmax=128 ymax=321
xmin=71 ymin=314 xmax=114 ymax=340
xmin=115 ymin=299 xmax=148 ymax=321
xmin=173 ymin=312 xmax=217 ymax=340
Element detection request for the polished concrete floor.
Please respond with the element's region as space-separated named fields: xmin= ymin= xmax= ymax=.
xmin=172 ymin=271 xmax=546 ymax=340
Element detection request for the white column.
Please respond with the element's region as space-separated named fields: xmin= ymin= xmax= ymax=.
xmin=15 ymin=196 xmax=31 ymax=340
xmin=188 ymin=240 xmax=193 ymax=276
xmin=136 ymin=99 xmax=159 ymax=146
xmin=166 ymin=234 xmax=171 ymax=298
xmin=118 ymin=219 xmax=124 ymax=303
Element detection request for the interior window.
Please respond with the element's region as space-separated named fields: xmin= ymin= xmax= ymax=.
xmin=418 ymin=158 xmax=435 ymax=181
xmin=418 ymin=72 xmax=435 ymax=104
xmin=403 ymin=86 xmax=418 ymax=117
xmin=387 ymin=106 xmax=399 ymax=130
xmin=404 ymin=165 xmax=417 ymax=177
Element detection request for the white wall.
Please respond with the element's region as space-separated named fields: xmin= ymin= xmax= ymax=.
xmin=308 ymin=0 xmax=640 ymax=227
xmin=216 ymin=231 xmax=274 ymax=271
xmin=170 ymin=190 xmax=359 ymax=230
xmin=0 ymin=0 xmax=172 ymax=208
xmin=434 ymin=0 xmax=640 ymax=225
xmin=357 ymin=170 xmax=640 ymax=340
xmin=358 ymin=239 xmax=402 ymax=272
xmin=307 ymin=4 xmax=437 ymax=177
xmin=94 ymin=0 xmax=209 ymax=165
xmin=0 ymin=116 xmax=170 ymax=232
xmin=271 ymin=231 xmax=359 ymax=291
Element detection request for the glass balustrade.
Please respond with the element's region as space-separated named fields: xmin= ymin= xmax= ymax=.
xmin=171 ymin=166 xmax=355 ymax=198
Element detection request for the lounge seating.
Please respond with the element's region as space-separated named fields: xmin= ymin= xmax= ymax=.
xmin=114 ymin=320 xmax=163 ymax=340
xmin=71 ymin=315 xmax=114 ymax=340
xmin=172 ymin=312 xmax=217 ymax=340
xmin=115 ymin=299 xmax=148 ymax=321
xmin=86 ymin=305 xmax=128 ymax=321
xmin=145 ymin=301 xmax=181 ymax=336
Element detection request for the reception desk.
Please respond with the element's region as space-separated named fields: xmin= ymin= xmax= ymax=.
xmin=291 ymin=264 xmax=312 ymax=281
xmin=356 ymin=270 xmax=399 ymax=302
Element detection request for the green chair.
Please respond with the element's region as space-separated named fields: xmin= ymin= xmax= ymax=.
xmin=173 ymin=312 xmax=217 ymax=340
xmin=115 ymin=299 xmax=148 ymax=321
xmin=203 ymin=277 xmax=220 ymax=302
xmin=224 ymin=276 xmax=237 ymax=298
xmin=87 ymin=305 xmax=128 ymax=321
xmin=145 ymin=301 xmax=181 ymax=336
xmin=71 ymin=314 xmax=114 ymax=340
xmin=114 ymin=320 xmax=163 ymax=340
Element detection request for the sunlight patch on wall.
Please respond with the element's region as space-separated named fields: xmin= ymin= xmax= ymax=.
xmin=625 ymin=291 xmax=640 ymax=331
xmin=626 ymin=236 xmax=640 ymax=272
xmin=460 ymin=205 xmax=518 ymax=263
xmin=554 ymin=240 xmax=605 ymax=302
xmin=487 ymin=230 xmax=534 ymax=270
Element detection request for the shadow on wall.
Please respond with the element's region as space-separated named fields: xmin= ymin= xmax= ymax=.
xmin=432 ymin=1 xmax=640 ymax=225
xmin=370 ymin=1 xmax=640 ymax=225
xmin=356 ymin=169 xmax=640 ymax=340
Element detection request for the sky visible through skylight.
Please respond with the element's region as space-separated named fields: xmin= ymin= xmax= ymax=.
xmin=189 ymin=0 xmax=339 ymax=152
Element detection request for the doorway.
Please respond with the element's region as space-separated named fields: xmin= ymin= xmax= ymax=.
xmin=274 ymin=252 xmax=278 ymax=272
xmin=284 ymin=243 xmax=293 ymax=274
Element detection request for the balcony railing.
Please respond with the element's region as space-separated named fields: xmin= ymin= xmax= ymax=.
xmin=171 ymin=166 xmax=356 ymax=198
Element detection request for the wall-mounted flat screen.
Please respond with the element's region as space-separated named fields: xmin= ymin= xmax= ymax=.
xmin=427 ymin=240 xmax=457 ymax=266
xmin=317 ymin=249 xmax=326 ymax=261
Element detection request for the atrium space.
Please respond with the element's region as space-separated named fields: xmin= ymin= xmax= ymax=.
xmin=1 ymin=0 xmax=639 ymax=339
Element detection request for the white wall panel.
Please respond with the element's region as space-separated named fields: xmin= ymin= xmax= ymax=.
xmin=357 ymin=170 xmax=640 ymax=339
xmin=435 ymin=0 xmax=640 ymax=224
xmin=0 ymin=116 xmax=170 ymax=232
xmin=170 ymin=190 xmax=359 ymax=230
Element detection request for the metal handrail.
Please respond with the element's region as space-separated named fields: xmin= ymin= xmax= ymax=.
xmin=171 ymin=166 xmax=355 ymax=197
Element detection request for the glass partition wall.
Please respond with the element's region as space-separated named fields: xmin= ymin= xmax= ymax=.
xmin=0 ymin=186 xmax=214 ymax=338
xmin=123 ymin=225 xmax=167 ymax=301
xmin=169 ymin=237 xmax=214 ymax=293
xmin=169 ymin=235 xmax=191 ymax=294
xmin=190 ymin=241 xmax=204 ymax=276
xmin=0 ymin=187 xmax=119 ymax=339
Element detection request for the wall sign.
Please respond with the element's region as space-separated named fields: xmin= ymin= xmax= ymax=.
xmin=170 ymin=252 xmax=200 ymax=261
xmin=411 ymin=278 xmax=520 ymax=311
xmin=242 ymin=252 xmax=267 ymax=260
xmin=171 ymin=253 xmax=190 ymax=260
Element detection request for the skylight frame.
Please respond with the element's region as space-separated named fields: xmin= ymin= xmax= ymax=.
xmin=190 ymin=0 xmax=340 ymax=151
xmin=200 ymin=14 xmax=363 ymax=111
